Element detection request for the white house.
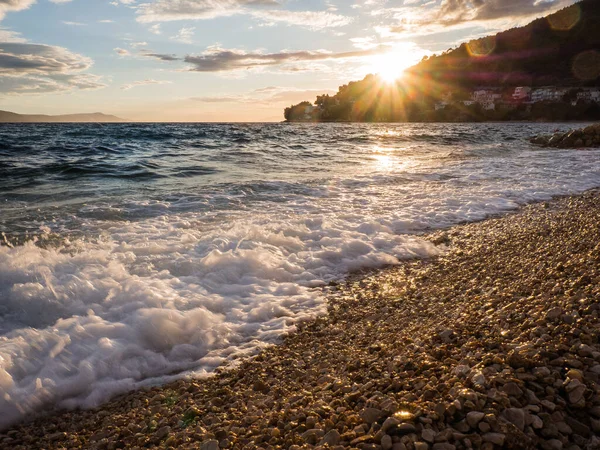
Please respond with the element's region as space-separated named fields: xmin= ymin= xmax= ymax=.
xmin=576 ymin=88 xmax=600 ymax=103
xmin=531 ymin=87 xmax=568 ymax=103
xmin=512 ymin=87 xmax=532 ymax=101
xmin=472 ymin=89 xmax=502 ymax=110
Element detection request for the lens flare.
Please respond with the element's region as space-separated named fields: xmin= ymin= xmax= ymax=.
xmin=548 ymin=5 xmax=581 ymax=31
xmin=467 ymin=36 xmax=496 ymax=57
xmin=572 ymin=50 xmax=600 ymax=81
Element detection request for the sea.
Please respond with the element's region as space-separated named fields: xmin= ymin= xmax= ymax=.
xmin=1 ymin=122 xmax=600 ymax=427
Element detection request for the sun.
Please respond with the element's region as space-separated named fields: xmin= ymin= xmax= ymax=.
xmin=368 ymin=48 xmax=422 ymax=83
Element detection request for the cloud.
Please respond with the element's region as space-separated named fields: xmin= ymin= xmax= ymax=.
xmin=0 ymin=42 xmax=105 ymax=95
xmin=250 ymin=9 xmax=353 ymax=29
xmin=142 ymin=52 xmax=180 ymax=61
xmin=171 ymin=26 xmax=195 ymax=43
xmin=114 ymin=47 xmax=130 ymax=56
xmin=0 ymin=0 xmax=36 ymax=21
xmin=182 ymin=45 xmax=388 ymax=72
xmin=121 ymin=79 xmax=172 ymax=90
xmin=192 ymin=85 xmax=337 ymax=106
xmin=136 ymin=0 xmax=278 ymax=22
xmin=436 ymin=0 xmax=573 ymax=25
xmin=385 ymin=0 xmax=575 ymax=34
xmin=134 ymin=0 xmax=352 ymax=30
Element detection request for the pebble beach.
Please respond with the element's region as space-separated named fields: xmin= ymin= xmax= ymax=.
xmin=3 ymin=190 xmax=600 ymax=450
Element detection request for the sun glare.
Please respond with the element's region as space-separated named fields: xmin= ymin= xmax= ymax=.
xmin=365 ymin=43 xmax=423 ymax=83
xmin=369 ymin=49 xmax=417 ymax=83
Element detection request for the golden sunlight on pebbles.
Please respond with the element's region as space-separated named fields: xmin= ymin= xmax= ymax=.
xmin=3 ymin=191 xmax=600 ymax=450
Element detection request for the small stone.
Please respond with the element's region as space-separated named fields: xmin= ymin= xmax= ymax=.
xmin=361 ymin=408 xmax=384 ymax=424
xmin=422 ymin=429 xmax=435 ymax=443
xmin=545 ymin=308 xmax=562 ymax=320
xmin=434 ymin=403 xmax=446 ymax=417
xmin=381 ymin=417 xmax=401 ymax=433
xmin=200 ymin=439 xmax=219 ymax=450
xmin=395 ymin=423 xmax=417 ymax=435
xmin=466 ymin=411 xmax=485 ymax=428
xmin=541 ymin=400 xmax=556 ymax=412
xmin=439 ymin=330 xmax=454 ymax=343
xmin=502 ymin=382 xmax=523 ymax=397
xmin=381 ymin=434 xmax=393 ymax=450
xmin=564 ymin=417 xmax=591 ymax=438
xmin=252 ymin=379 xmax=269 ymax=392
xmin=542 ymin=439 xmax=563 ymax=450
xmin=432 ymin=444 xmax=455 ymax=450
xmin=156 ymin=426 xmax=171 ymax=440
xmin=321 ymin=430 xmax=341 ymax=446
xmin=502 ymin=408 xmax=525 ymax=431
xmin=478 ymin=422 xmax=491 ymax=433
xmin=302 ymin=429 xmax=325 ymax=444
xmin=414 ymin=443 xmax=429 ymax=450
xmin=454 ymin=419 xmax=470 ymax=433
xmin=482 ymin=433 xmax=505 ymax=446
xmin=567 ymin=383 xmax=586 ymax=406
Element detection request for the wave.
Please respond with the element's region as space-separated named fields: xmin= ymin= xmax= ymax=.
xmin=1 ymin=121 xmax=599 ymax=428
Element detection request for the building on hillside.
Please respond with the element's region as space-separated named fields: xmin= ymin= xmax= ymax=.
xmin=576 ymin=88 xmax=600 ymax=103
xmin=531 ymin=87 xmax=568 ymax=103
xmin=472 ymin=89 xmax=502 ymax=110
xmin=512 ymin=87 xmax=532 ymax=101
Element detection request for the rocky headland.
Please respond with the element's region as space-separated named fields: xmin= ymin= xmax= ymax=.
xmin=530 ymin=124 xmax=600 ymax=149
xmin=2 ymin=192 xmax=600 ymax=450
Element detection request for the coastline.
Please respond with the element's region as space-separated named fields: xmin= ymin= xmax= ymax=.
xmin=3 ymin=190 xmax=600 ymax=449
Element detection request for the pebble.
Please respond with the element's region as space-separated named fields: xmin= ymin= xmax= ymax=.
xmin=200 ymin=439 xmax=219 ymax=450
xmin=466 ymin=411 xmax=485 ymax=428
xmin=482 ymin=433 xmax=505 ymax=446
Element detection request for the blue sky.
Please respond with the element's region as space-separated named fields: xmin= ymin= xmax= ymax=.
xmin=0 ymin=0 xmax=576 ymax=121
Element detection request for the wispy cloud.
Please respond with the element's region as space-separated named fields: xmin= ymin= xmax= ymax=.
xmin=143 ymin=52 xmax=180 ymax=61
xmin=192 ymin=85 xmax=337 ymax=105
xmin=171 ymin=26 xmax=195 ymax=44
xmin=134 ymin=0 xmax=352 ymax=30
xmin=379 ymin=0 xmax=574 ymax=36
xmin=181 ymin=45 xmax=389 ymax=72
xmin=121 ymin=79 xmax=172 ymax=90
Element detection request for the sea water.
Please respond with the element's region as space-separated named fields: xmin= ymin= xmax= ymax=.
xmin=1 ymin=122 xmax=599 ymax=427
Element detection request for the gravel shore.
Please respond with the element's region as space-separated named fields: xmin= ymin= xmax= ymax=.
xmin=3 ymin=191 xmax=600 ymax=450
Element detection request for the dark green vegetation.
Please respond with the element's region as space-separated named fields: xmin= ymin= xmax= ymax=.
xmin=285 ymin=0 xmax=600 ymax=122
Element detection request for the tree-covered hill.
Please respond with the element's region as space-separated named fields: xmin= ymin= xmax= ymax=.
xmin=408 ymin=0 xmax=600 ymax=88
xmin=284 ymin=0 xmax=600 ymax=122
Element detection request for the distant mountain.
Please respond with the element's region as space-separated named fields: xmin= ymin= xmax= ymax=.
xmin=0 ymin=110 xmax=128 ymax=123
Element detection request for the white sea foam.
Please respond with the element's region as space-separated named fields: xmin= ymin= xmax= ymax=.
xmin=1 ymin=131 xmax=600 ymax=428
xmin=0 ymin=205 xmax=441 ymax=428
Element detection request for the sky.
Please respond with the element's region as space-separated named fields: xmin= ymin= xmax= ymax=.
xmin=0 ymin=0 xmax=578 ymax=121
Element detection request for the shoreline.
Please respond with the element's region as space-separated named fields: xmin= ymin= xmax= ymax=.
xmin=3 ymin=190 xmax=600 ymax=449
